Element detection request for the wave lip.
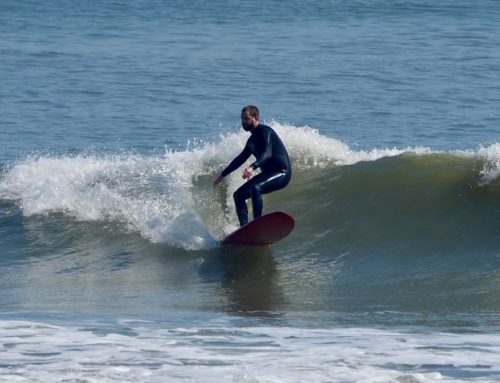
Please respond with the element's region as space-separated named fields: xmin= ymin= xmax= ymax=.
xmin=270 ymin=120 xmax=434 ymax=168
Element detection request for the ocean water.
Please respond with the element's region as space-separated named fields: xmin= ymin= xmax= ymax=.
xmin=1 ymin=0 xmax=500 ymax=382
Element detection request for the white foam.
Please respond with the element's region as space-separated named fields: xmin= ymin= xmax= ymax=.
xmin=1 ymin=319 xmax=499 ymax=383
xmin=450 ymin=143 xmax=500 ymax=184
xmin=269 ymin=121 xmax=433 ymax=168
xmin=0 ymin=154 xmax=217 ymax=250
xmin=476 ymin=143 xmax=500 ymax=184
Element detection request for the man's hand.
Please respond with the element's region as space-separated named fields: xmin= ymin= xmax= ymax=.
xmin=213 ymin=175 xmax=224 ymax=188
xmin=243 ymin=167 xmax=254 ymax=180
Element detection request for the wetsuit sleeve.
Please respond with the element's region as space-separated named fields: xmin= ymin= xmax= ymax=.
xmin=251 ymin=129 xmax=273 ymax=170
xmin=221 ymin=145 xmax=252 ymax=177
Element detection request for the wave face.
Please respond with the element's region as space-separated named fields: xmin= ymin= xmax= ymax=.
xmin=1 ymin=123 xmax=499 ymax=251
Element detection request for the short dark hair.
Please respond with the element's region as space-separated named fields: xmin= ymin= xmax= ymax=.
xmin=242 ymin=105 xmax=259 ymax=118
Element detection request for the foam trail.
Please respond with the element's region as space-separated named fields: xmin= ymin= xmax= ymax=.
xmin=1 ymin=319 xmax=499 ymax=383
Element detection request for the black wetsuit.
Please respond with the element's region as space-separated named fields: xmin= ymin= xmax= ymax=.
xmin=221 ymin=124 xmax=292 ymax=226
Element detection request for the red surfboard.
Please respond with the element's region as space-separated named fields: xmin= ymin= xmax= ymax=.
xmin=222 ymin=211 xmax=295 ymax=246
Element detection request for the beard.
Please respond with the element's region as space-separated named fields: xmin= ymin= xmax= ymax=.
xmin=242 ymin=123 xmax=254 ymax=132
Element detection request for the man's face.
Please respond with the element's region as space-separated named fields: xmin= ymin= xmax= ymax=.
xmin=241 ymin=111 xmax=259 ymax=132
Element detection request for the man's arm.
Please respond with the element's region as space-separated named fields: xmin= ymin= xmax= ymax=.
xmin=213 ymin=145 xmax=252 ymax=187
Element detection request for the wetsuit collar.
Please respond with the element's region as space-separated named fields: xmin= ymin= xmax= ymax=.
xmin=250 ymin=123 xmax=262 ymax=134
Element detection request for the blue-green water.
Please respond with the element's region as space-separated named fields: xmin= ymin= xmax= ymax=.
xmin=1 ymin=1 xmax=500 ymax=381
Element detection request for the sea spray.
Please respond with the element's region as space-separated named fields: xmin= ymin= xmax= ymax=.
xmin=0 ymin=154 xmax=215 ymax=250
xmin=476 ymin=143 xmax=500 ymax=185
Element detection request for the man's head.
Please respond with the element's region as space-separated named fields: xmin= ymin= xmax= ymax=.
xmin=241 ymin=105 xmax=260 ymax=132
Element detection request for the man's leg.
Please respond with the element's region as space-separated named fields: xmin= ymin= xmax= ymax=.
xmin=233 ymin=173 xmax=275 ymax=226
xmin=250 ymin=171 xmax=290 ymax=219
xmin=234 ymin=171 xmax=291 ymax=226
xmin=233 ymin=181 xmax=253 ymax=226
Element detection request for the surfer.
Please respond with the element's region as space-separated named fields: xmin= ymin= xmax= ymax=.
xmin=213 ymin=105 xmax=292 ymax=226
